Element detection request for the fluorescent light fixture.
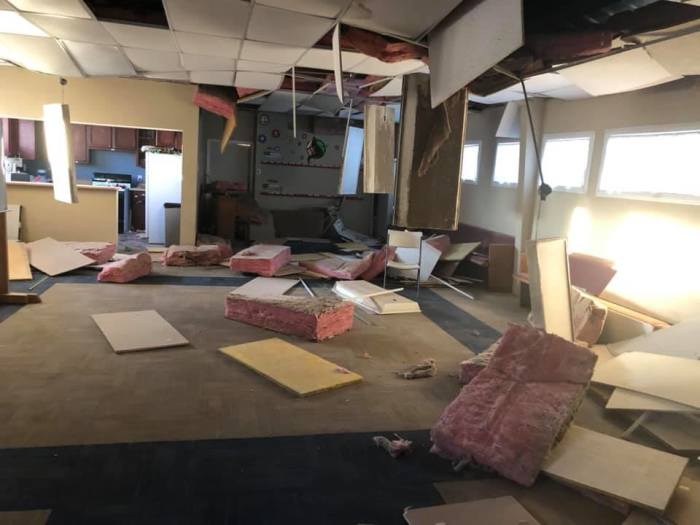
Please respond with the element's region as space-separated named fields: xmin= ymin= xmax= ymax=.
xmin=43 ymin=103 xmax=78 ymax=204
xmin=0 ymin=11 xmax=48 ymax=37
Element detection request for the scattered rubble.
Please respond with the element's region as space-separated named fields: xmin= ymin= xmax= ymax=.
xmin=373 ymin=435 xmax=413 ymax=458
xmin=397 ymin=359 xmax=437 ymax=379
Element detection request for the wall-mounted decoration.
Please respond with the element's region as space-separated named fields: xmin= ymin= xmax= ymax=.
xmin=258 ymin=134 xmax=267 ymax=143
xmin=272 ymin=128 xmax=280 ymax=138
xmin=259 ymin=114 xmax=269 ymax=126
xmin=306 ymin=136 xmax=327 ymax=162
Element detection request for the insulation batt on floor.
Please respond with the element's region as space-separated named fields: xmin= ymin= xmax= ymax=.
xmin=162 ymin=244 xmax=233 ymax=266
xmin=97 ymin=252 xmax=152 ymax=283
xmin=229 ymin=244 xmax=291 ymax=276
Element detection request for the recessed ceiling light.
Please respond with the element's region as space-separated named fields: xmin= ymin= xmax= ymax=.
xmin=0 ymin=10 xmax=48 ymax=37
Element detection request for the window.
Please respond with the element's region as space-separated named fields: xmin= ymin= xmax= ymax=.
xmin=541 ymin=134 xmax=592 ymax=192
xmin=599 ymin=129 xmax=700 ymax=202
xmin=461 ymin=142 xmax=480 ymax=182
xmin=493 ymin=141 xmax=520 ymax=186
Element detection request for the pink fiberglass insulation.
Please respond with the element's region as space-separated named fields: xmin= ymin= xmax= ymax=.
xmin=300 ymin=253 xmax=373 ymax=280
xmin=432 ymin=323 xmax=597 ymax=486
xmin=64 ymin=242 xmax=116 ymax=265
xmin=359 ymin=246 xmax=397 ymax=281
xmin=225 ymin=293 xmax=354 ymax=341
xmin=97 ymin=252 xmax=151 ymax=283
xmin=229 ymin=244 xmax=291 ymax=276
xmin=162 ymin=244 xmax=232 ymax=266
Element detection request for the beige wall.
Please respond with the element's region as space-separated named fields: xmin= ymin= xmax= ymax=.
xmin=0 ymin=68 xmax=199 ymax=244
xmin=8 ymin=182 xmax=118 ymax=243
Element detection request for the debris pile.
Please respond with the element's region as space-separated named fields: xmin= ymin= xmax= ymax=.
xmin=397 ymin=358 xmax=437 ymax=379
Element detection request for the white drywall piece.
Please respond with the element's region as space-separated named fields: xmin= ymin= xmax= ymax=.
xmin=237 ymin=60 xmax=288 ymax=74
xmin=256 ymin=0 xmax=348 ymax=18
xmin=103 ymin=23 xmax=175 ymax=52
xmin=235 ymin=71 xmax=283 ymax=90
xmin=180 ymin=54 xmax=236 ymax=71
xmin=429 ymin=0 xmax=523 ymax=108
xmin=174 ymin=32 xmax=241 ymax=58
xmin=647 ymin=31 xmax=700 ymax=75
xmin=92 ymin=310 xmax=189 ymax=354
xmin=63 ymin=41 xmax=136 ymax=76
xmin=0 ymin=33 xmax=81 ymax=76
xmin=246 ymin=4 xmax=334 ymax=47
xmin=297 ymin=48 xmax=365 ymax=71
xmin=240 ymin=40 xmax=306 ymax=65
xmin=164 ymin=0 xmax=251 ymax=39
xmin=332 ymin=23 xmax=343 ymax=103
xmin=189 ymin=70 xmax=234 ymax=86
xmin=124 ymin=48 xmax=182 ymax=72
xmin=339 ymin=126 xmax=363 ymax=195
xmin=370 ymin=76 xmax=403 ymax=97
xmin=558 ymin=48 xmax=680 ymax=97
xmin=24 ymin=14 xmax=116 ymax=44
xmin=9 ymin=0 xmax=91 ymax=18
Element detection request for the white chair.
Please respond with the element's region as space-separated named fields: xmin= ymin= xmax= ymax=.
xmin=383 ymin=229 xmax=423 ymax=297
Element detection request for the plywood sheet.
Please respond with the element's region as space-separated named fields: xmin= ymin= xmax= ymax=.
xmin=92 ymin=310 xmax=189 ymax=353
xmin=607 ymin=388 xmax=698 ymax=413
xmin=542 ymin=425 xmax=688 ymax=512
xmin=593 ymin=352 xmax=700 ymax=409
xmin=232 ymin=276 xmax=298 ymax=297
xmin=363 ymin=104 xmax=395 ymax=194
xmin=27 ymin=237 xmax=93 ymax=276
xmin=394 ymin=74 xmax=467 ymax=230
xmin=403 ymin=496 xmax=540 ymax=525
xmin=8 ymin=240 xmax=32 ymax=280
xmin=219 ymin=338 xmax=362 ymax=397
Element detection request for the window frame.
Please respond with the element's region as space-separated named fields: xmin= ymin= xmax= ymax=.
xmin=597 ymin=123 xmax=700 ymax=205
xmin=491 ymin=139 xmax=520 ymax=188
xmin=540 ymin=131 xmax=595 ymax=194
xmin=460 ymin=140 xmax=481 ymax=184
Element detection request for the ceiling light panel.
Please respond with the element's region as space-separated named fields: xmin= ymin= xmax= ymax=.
xmin=63 ymin=40 xmax=135 ymax=76
xmin=181 ymin=53 xmax=235 ymax=71
xmin=247 ymin=5 xmax=334 ymax=47
xmin=0 ymin=10 xmax=47 ymax=36
xmin=256 ymin=0 xmax=349 ymax=18
xmin=8 ymin=0 xmax=91 ymax=19
xmin=0 ymin=33 xmax=81 ymax=76
xmin=103 ymin=22 xmax=175 ymax=51
xmin=124 ymin=48 xmax=182 ymax=72
xmin=348 ymin=57 xmax=425 ymax=75
xmin=240 ymin=40 xmax=306 ymax=65
xmin=234 ymin=71 xmax=283 ymax=90
xmin=24 ymin=14 xmax=115 ymax=44
xmin=190 ymin=70 xmax=234 ymax=86
xmin=174 ymin=32 xmax=240 ymax=58
xmin=165 ymin=0 xmax=251 ymax=39
xmin=237 ymin=59 xmax=288 ymax=74
xmin=143 ymin=71 xmax=190 ymax=81
xmin=297 ymin=48 xmax=365 ymax=70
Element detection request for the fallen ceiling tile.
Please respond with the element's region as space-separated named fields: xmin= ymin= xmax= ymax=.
xmin=181 ymin=53 xmax=236 ymax=71
xmin=235 ymin=71 xmax=283 ymax=90
xmin=0 ymin=10 xmax=47 ymax=36
xmin=370 ymin=76 xmax=403 ymax=97
xmin=297 ymin=47 xmax=365 ymax=70
xmin=0 ymin=33 xmax=81 ymax=76
xmin=237 ymin=59 xmax=289 ymax=74
xmin=24 ymin=14 xmax=115 ymax=44
xmin=342 ymin=0 xmax=461 ymax=40
xmin=103 ymin=22 xmax=175 ymax=51
xmin=259 ymin=90 xmax=310 ymax=111
xmin=246 ymin=4 xmax=334 ymax=48
xmin=647 ymin=31 xmax=700 ymax=75
xmin=174 ymin=31 xmax=240 ymax=58
xmin=165 ymin=0 xmax=250 ymax=39
xmin=8 ymin=0 xmax=91 ymax=19
xmin=542 ymin=84 xmax=591 ymax=101
xmin=143 ymin=71 xmax=190 ymax=81
xmin=124 ymin=48 xmax=182 ymax=72
xmin=256 ymin=0 xmax=348 ymax=18
xmin=240 ymin=39 xmax=306 ymax=65
xmin=63 ymin=40 xmax=135 ymax=76
xmin=190 ymin=70 xmax=234 ymax=86
xmin=521 ymin=72 xmax=571 ymax=93
xmin=558 ymin=47 xmax=680 ymax=96
xmin=347 ymin=56 xmax=425 ymax=75
xmin=468 ymin=88 xmax=526 ymax=105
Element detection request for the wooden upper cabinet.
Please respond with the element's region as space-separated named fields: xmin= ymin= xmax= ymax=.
xmin=1 ymin=118 xmax=16 ymax=158
xmin=155 ymin=130 xmax=182 ymax=149
xmin=113 ymin=127 xmax=137 ymax=151
xmin=1 ymin=119 xmax=36 ymax=160
xmin=88 ymin=125 xmax=113 ymax=149
xmin=71 ymin=124 xmax=89 ymax=163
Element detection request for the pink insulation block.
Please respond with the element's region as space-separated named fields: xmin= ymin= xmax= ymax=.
xmin=225 ymin=294 xmax=354 ymax=341
xmin=64 ymin=242 xmax=116 ymax=265
xmin=299 ymin=253 xmax=373 ymax=280
xmin=229 ymin=245 xmax=291 ymax=276
xmin=431 ymin=324 xmax=597 ymax=486
xmin=162 ymin=244 xmax=232 ymax=266
xmin=97 ymin=252 xmax=152 ymax=283
xmin=359 ymin=246 xmax=397 ymax=281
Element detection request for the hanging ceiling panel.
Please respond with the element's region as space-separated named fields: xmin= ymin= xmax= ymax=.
xmin=0 ymin=33 xmax=81 ymax=76
xmin=8 ymin=0 xmax=91 ymax=19
xmin=256 ymin=0 xmax=349 ymax=18
xmin=370 ymin=76 xmax=403 ymax=97
xmin=24 ymin=14 xmax=115 ymax=44
xmin=296 ymin=47 xmax=365 ymax=70
xmin=240 ymin=40 xmax=306 ymax=65
xmin=124 ymin=48 xmax=182 ymax=72
xmin=234 ymin=71 xmax=283 ymax=90
xmin=143 ymin=71 xmax=190 ymax=81
xmin=0 ymin=10 xmax=47 ymax=36
xmin=347 ymin=57 xmax=425 ymax=76
xmin=165 ymin=0 xmax=251 ymax=39
xmin=63 ymin=40 xmax=135 ymax=76
xmin=246 ymin=5 xmax=334 ymax=47
xmin=647 ymin=31 xmax=700 ymax=75
xmin=181 ymin=53 xmax=235 ymax=71
xmin=103 ymin=22 xmax=175 ymax=51
xmin=190 ymin=70 xmax=234 ymax=86
xmin=174 ymin=31 xmax=240 ymax=58
xmin=237 ymin=59 xmax=288 ymax=74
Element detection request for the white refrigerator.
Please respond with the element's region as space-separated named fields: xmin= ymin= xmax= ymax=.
xmin=145 ymin=151 xmax=182 ymax=245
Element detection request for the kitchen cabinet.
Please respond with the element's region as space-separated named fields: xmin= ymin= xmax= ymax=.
xmin=155 ymin=130 xmax=182 ymax=149
xmin=71 ymin=124 xmax=89 ymax=163
xmin=1 ymin=118 xmax=36 ymax=160
xmin=114 ymin=127 xmax=137 ymax=151
xmin=89 ymin=125 xmax=113 ymax=149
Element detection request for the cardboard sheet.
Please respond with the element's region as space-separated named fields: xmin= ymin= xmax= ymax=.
xmin=8 ymin=240 xmax=32 ymax=280
xmin=593 ymin=352 xmax=700 ymax=409
xmin=27 ymin=237 xmax=93 ymax=276
xmin=92 ymin=310 xmax=189 ymax=354
xmin=542 ymin=425 xmax=688 ymax=512
xmin=232 ymin=277 xmax=298 ymax=298
xmin=333 ymin=280 xmax=420 ymax=314
xmin=219 ymin=338 xmax=362 ymax=397
xmin=363 ymin=104 xmax=395 ymax=194
xmin=403 ymin=496 xmax=540 ymax=525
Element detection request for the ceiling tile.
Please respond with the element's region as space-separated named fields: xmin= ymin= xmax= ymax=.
xmin=647 ymin=31 xmax=700 ymax=76
xmin=7 ymin=0 xmax=91 ymax=19
xmin=256 ymin=0 xmax=348 ymax=18
xmin=297 ymin=47 xmax=365 ymax=70
xmin=190 ymin=70 xmax=234 ymax=86
xmin=24 ymin=14 xmax=115 ymax=44
xmin=143 ymin=71 xmax=190 ymax=81
xmin=103 ymin=22 xmax=175 ymax=51
xmin=240 ymin=40 xmax=306 ymax=65
xmin=181 ymin=53 xmax=235 ymax=71
xmin=521 ymin=72 xmax=570 ymax=93
xmin=342 ymin=0 xmax=460 ymax=40
xmin=174 ymin=31 xmax=240 ymax=58
xmin=247 ymin=5 xmax=334 ymax=47
xmin=542 ymin=84 xmax=590 ymax=101
xmin=468 ymin=89 xmax=526 ymax=105
xmin=0 ymin=33 xmax=81 ymax=76
xmin=165 ymin=0 xmax=250 ymax=39
xmin=237 ymin=59 xmax=288 ymax=74
xmin=370 ymin=76 xmax=403 ymax=97
xmin=347 ymin=57 xmax=425 ymax=76
xmin=234 ymin=71 xmax=283 ymax=90
xmin=0 ymin=10 xmax=47 ymax=36
xmin=63 ymin=40 xmax=135 ymax=76
xmin=0 ymin=1 xmax=15 ymax=10
xmin=124 ymin=48 xmax=182 ymax=72
xmin=259 ymin=90 xmax=310 ymax=112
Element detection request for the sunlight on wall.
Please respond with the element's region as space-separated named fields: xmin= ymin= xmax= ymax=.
xmin=566 ymin=206 xmax=593 ymax=254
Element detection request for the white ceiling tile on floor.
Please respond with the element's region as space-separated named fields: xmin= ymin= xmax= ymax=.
xmin=342 ymin=0 xmax=461 ymax=40
xmin=259 ymin=90 xmax=310 ymax=112
xmin=347 ymin=57 xmax=425 ymax=76
xmin=234 ymin=71 xmax=283 ymax=90
xmin=296 ymin=47 xmax=365 ymax=71
xmin=124 ymin=48 xmax=182 ymax=72
xmin=24 ymin=14 xmax=115 ymax=44
xmin=240 ymin=40 xmax=306 ymax=65
xmin=0 ymin=33 xmax=81 ymax=76
xmin=143 ymin=71 xmax=190 ymax=81
xmin=165 ymin=0 xmax=251 ymax=39
xmin=181 ymin=53 xmax=235 ymax=71
xmin=237 ymin=59 xmax=288 ymax=74
xmin=256 ymin=0 xmax=349 ymax=18
xmin=63 ymin=40 xmax=135 ymax=76
xmin=247 ymin=5 xmax=334 ymax=48
xmin=647 ymin=31 xmax=700 ymax=76
xmin=370 ymin=76 xmax=403 ymax=97
xmin=190 ymin=70 xmax=234 ymax=86
xmin=103 ymin=22 xmax=175 ymax=51
xmin=0 ymin=10 xmax=47 ymax=36
xmin=7 ymin=0 xmax=91 ymax=19
xmin=174 ymin=31 xmax=240 ymax=58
